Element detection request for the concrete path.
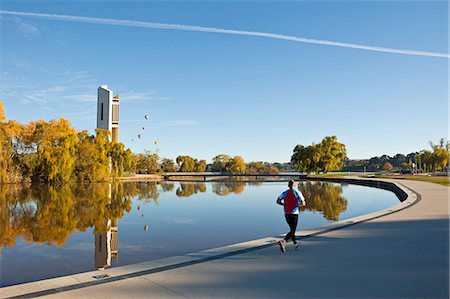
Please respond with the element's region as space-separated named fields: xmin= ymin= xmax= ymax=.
xmin=2 ymin=179 xmax=449 ymax=298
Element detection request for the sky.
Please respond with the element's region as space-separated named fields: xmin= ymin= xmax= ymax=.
xmin=0 ymin=1 xmax=448 ymax=163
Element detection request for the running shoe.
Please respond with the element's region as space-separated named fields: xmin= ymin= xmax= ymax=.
xmin=294 ymin=241 xmax=302 ymax=251
xmin=278 ymin=239 xmax=286 ymax=253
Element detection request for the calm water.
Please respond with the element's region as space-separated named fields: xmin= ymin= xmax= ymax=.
xmin=0 ymin=180 xmax=399 ymax=287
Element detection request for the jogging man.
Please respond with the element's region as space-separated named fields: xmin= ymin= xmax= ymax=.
xmin=276 ymin=180 xmax=306 ymax=253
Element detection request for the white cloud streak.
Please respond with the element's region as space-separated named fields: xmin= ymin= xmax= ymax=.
xmin=0 ymin=10 xmax=448 ymax=59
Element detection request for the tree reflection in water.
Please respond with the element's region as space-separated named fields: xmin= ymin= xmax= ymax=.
xmin=175 ymin=182 xmax=206 ymax=197
xmin=211 ymin=181 xmax=245 ymax=196
xmin=298 ymin=181 xmax=348 ymax=221
xmin=0 ymin=182 xmax=162 ymax=250
xmin=0 ymin=180 xmax=349 ymax=252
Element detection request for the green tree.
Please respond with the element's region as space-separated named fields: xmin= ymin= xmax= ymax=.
xmin=291 ymin=136 xmax=346 ymax=173
xmin=429 ymin=138 xmax=449 ymax=171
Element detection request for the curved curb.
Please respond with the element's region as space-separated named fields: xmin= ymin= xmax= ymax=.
xmin=1 ymin=178 xmax=420 ymax=299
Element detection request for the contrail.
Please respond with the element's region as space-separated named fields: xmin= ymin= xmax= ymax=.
xmin=1 ymin=10 xmax=449 ymax=59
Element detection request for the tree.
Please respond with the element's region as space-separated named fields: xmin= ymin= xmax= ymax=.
xmin=194 ymin=159 xmax=207 ymax=172
xmin=226 ymin=156 xmax=246 ymax=174
xmin=176 ymin=155 xmax=195 ymax=172
xmin=108 ymin=143 xmax=132 ymax=178
xmin=212 ymin=154 xmax=231 ymax=172
xmin=429 ymin=138 xmax=449 ymax=171
xmin=317 ymin=136 xmax=347 ymax=173
xmin=33 ymin=118 xmax=79 ymax=183
xmin=161 ymin=158 xmax=176 ymax=172
xmin=74 ymin=129 xmax=110 ymax=182
xmin=0 ymin=101 xmax=5 ymax=122
xmin=0 ymin=104 xmax=23 ymax=183
xmin=291 ymin=136 xmax=346 ymax=173
xmin=382 ymin=162 xmax=394 ymax=171
xmin=246 ymin=162 xmax=280 ymax=174
xmin=133 ymin=150 xmax=159 ymax=174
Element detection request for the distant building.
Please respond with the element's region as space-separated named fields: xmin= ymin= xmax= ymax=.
xmin=97 ymin=85 xmax=119 ymax=143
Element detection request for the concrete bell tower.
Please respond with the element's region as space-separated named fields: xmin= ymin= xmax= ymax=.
xmin=95 ymin=85 xmax=120 ymax=270
xmin=97 ymin=85 xmax=119 ymax=143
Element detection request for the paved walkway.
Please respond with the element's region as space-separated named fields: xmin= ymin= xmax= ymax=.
xmin=2 ymin=179 xmax=449 ymax=298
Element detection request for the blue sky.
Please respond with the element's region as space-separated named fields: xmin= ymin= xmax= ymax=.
xmin=1 ymin=1 xmax=448 ymax=163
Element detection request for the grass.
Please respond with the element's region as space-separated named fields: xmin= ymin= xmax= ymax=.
xmin=362 ymin=174 xmax=450 ymax=187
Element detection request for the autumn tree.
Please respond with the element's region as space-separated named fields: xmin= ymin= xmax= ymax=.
xmin=382 ymin=162 xmax=394 ymax=171
xmin=161 ymin=158 xmax=176 ymax=172
xmin=246 ymin=162 xmax=279 ymax=174
xmin=0 ymin=102 xmax=26 ymax=183
xmin=74 ymin=129 xmax=110 ymax=181
xmin=194 ymin=159 xmax=207 ymax=172
xmin=108 ymin=143 xmax=132 ymax=178
xmin=33 ymin=118 xmax=78 ymax=183
xmin=212 ymin=154 xmax=232 ymax=172
xmin=176 ymin=155 xmax=195 ymax=172
xmin=133 ymin=150 xmax=159 ymax=174
xmin=225 ymin=156 xmax=247 ymax=174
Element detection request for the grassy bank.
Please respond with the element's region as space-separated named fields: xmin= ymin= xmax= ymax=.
xmin=362 ymin=174 xmax=450 ymax=187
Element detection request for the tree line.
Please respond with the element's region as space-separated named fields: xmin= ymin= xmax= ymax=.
xmin=342 ymin=139 xmax=449 ymax=173
xmin=0 ymin=101 xmax=282 ymax=184
xmin=0 ymin=101 xmax=133 ymax=184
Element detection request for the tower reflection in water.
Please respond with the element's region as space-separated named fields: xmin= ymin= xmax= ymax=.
xmin=95 ymin=218 xmax=119 ymax=270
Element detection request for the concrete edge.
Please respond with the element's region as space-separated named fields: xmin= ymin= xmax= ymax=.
xmin=1 ymin=178 xmax=419 ymax=299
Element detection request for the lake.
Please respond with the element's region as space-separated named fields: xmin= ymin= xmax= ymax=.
xmin=0 ymin=180 xmax=399 ymax=287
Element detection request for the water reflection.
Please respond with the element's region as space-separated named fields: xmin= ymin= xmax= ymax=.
xmin=95 ymin=218 xmax=119 ymax=270
xmin=0 ymin=180 xmax=349 ymax=253
xmin=299 ymin=181 xmax=348 ymax=221
xmin=176 ymin=183 xmax=207 ymax=197
xmin=211 ymin=181 xmax=245 ymax=196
